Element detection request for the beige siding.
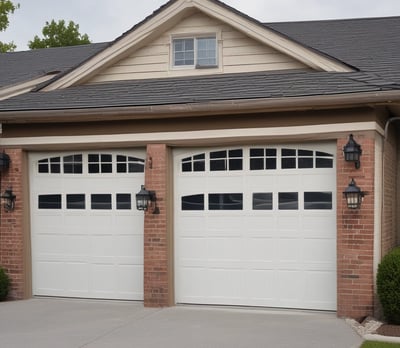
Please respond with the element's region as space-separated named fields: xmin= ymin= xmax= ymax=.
xmin=87 ymin=12 xmax=308 ymax=84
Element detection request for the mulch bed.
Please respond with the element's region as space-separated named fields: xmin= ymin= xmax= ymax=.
xmin=377 ymin=324 xmax=400 ymax=337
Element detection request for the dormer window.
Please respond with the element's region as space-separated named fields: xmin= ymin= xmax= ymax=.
xmin=173 ymin=36 xmax=217 ymax=68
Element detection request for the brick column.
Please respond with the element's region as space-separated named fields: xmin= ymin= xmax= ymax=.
xmin=0 ymin=149 xmax=26 ymax=300
xmin=143 ymin=144 xmax=172 ymax=307
xmin=337 ymin=134 xmax=375 ymax=319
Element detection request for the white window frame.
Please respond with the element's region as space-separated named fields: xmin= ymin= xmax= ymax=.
xmin=171 ymin=34 xmax=218 ymax=70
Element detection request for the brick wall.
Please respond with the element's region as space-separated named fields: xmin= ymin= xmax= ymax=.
xmin=143 ymin=144 xmax=172 ymax=307
xmin=337 ymin=134 xmax=375 ymax=319
xmin=0 ymin=149 xmax=25 ymax=300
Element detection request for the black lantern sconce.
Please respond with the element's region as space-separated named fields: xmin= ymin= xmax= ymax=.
xmin=343 ymin=179 xmax=365 ymax=209
xmin=0 ymin=187 xmax=16 ymax=212
xmin=343 ymin=134 xmax=362 ymax=169
xmin=135 ymin=185 xmax=159 ymax=214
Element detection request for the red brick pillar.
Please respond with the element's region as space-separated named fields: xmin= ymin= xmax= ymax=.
xmin=0 ymin=149 xmax=26 ymax=300
xmin=337 ymin=134 xmax=375 ymax=319
xmin=143 ymin=144 xmax=172 ymax=307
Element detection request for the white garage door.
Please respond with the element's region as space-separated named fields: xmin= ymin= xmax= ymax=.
xmin=30 ymin=150 xmax=145 ymax=300
xmin=174 ymin=143 xmax=337 ymax=311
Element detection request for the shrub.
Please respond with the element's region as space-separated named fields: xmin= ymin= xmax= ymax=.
xmin=377 ymin=247 xmax=400 ymax=324
xmin=0 ymin=267 xmax=10 ymax=300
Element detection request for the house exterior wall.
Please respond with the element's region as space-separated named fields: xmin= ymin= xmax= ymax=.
xmin=87 ymin=11 xmax=307 ymax=84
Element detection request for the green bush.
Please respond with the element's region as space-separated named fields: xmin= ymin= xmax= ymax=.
xmin=377 ymin=247 xmax=400 ymax=324
xmin=0 ymin=267 xmax=10 ymax=300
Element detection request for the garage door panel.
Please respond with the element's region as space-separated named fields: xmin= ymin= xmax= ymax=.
xmin=175 ymin=144 xmax=337 ymax=311
xmin=30 ymin=150 xmax=145 ymax=300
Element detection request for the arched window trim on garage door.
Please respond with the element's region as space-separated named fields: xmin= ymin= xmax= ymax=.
xmin=37 ymin=153 xmax=145 ymax=174
xmin=181 ymin=147 xmax=334 ymax=173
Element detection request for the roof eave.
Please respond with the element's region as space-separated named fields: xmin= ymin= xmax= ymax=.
xmin=1 ymin=90 xmax=400 ymax=124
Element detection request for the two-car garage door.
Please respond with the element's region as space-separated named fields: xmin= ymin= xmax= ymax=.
xmin=174 ymin=143 xmax=337 ymax=311
xmin=30 ymin=150 xmax=145 ymax=300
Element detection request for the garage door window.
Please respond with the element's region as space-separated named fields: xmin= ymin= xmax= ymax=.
xmin=38 ymin=194 xmax=62 ymax=209
xmin=250 ymin=148 xmax=277 ymax=170
xmin=66 ymin=194 xmax=86 ymax=209
xmin=182 ymin=194 xmax=205 ymax=210
xmin=38 ymin=157 xmax=61 ymax=173
xmin=209 ymin=193 xmax=243 ymax=210
xmin=91 ymin=194 xmax=112 ymax=210
xmin=304 ymin=192 xmax=332 ymax=210
xmin=210 ymin=149 xmax=242 ymax=171
xmin=64 ymin=155 xmax=83 ymax=174
xmin=116 ymin=193 xmax=132 ymax=210
xmin=253 ymin=192 xmax=273 ymax=210
xmin=278 ymin=192 xmax=298 ymax=210
xmin=316 ymin=151 xmax=334 ymax=168
xmin=182 ymin=154 xmax=206 ymax=172
xmin=116 ymin=156 xmax=145 ymax=173
xmin=88 ymin=154 xmax=113 ymax=173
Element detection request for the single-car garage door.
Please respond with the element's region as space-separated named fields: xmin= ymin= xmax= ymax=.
xmin=174 ymin=143 xmax=337 ymax=311
xmin=30 ymin=150 xmax=145 ymax=300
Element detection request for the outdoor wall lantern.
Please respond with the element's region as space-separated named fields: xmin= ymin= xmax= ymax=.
xmin=135 ymin=185 xmax=159 ymax=214
xmin=343 ymin=178 xmax=365 ymax=209
xmin=1 ymin=187 xmax=16 ymax=212
xmin=343 ymin=134 xmax=362 ymax=169
xmin=0 ymin=152 xmax=10 ymax=172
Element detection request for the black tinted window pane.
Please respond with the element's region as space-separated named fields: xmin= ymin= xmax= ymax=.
xmin=229 ymin=159 xmax=242 ymax=171
xmin=209 ymin=193 xmax=243 ymax=210
xmin=101 ymin=154 xmax=112 ymax=162
xmin=117 ymin=163 xmax=127 ymax=173
xmin=210 ymin=151 xmax=226 ymax=159
xmin=316 ymin=158 xmax=333 ymax=168
xmin=229 ymin=149 xmax=242 ymax=158
xmin=38 ymin=160 xmax=48 ymax=173
xmin=117 ymin=194 xmax=131 ymax=210
xmin=182 ymin=162 xmax=192 ymax=172
xmin=91 ymin=194 xmax=112 ymax=210
xmin=253 ymin=193 xmax=273 ymax=210
xmin=182 ymin=194 xmax=204 ymax=211
xmin=210 ymin=159 xmax=226 ymax=171
xmin=67 ymin=194 xmax=85 ymax=209
xmin=50 ymin=156 xmax=60 ymax=173
xmin=298 ymin=150 xmax=313 ymax=156
xmin=282 ymin=158 xmax=296 ymax=169
xmin=117 ymin=155 xmax=126 ymax=162
xmin=266 ymin=149 xmax=277 ymax=157
xmin=316 ymin=151 xmax=333 ymax=157
xmin=279 ymin=192 xmax=298 ymax=210
xmin=89 ymin=164 xmax=99 ymax=173
xmin=39 ymin=194 xmax=61 ymax=209
xmin=265 ymin=158 xmax=277 ymax=170
xmin=193 ymin=154 xmax=205 ymax=160
xmin=304 ymin=192 xmax=332 ymax=210
xmin=88 ymin=154 xmax=99 ymax=162
xmin=250 ymin=158 xmax=264 ymax=170
xmin=282 ymin=149 xmax=296 ymax=156
xmin=250 ymin=148 xmax=264 ymax=157
xmin=101 ymin=163 xmax=112 ymax=173
xmin=193 ymin=161 xmax=205 ymax=172
xmin=298 ymin=158 xmax=313 ymax=169
xmin=128 ymin=163 xmax=144 ymax=173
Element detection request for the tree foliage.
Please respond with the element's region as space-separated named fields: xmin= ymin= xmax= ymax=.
xmin=0 ymin=0 xmax=19 ymax=53
xmin=29 ymin=19 xmax=91 ymax=49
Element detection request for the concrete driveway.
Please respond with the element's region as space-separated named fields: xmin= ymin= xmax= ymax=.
xmin=0 ymin=298 xmax=362 ymax=348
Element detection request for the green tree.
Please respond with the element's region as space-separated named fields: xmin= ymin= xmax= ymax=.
xmin=29 ymin=19 xmax=91 ymax=49
xmin=0 ymin=0 xmax=19 ymax=53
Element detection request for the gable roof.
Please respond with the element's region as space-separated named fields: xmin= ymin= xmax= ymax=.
xmin=40 ymin=0 xmax=353 ymax=91
xmin=1 ymin=14 xmax=400 ymax=121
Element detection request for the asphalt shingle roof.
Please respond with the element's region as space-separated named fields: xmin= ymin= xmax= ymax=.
xmin=0 ymin=15 xmax=399 ymax=112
